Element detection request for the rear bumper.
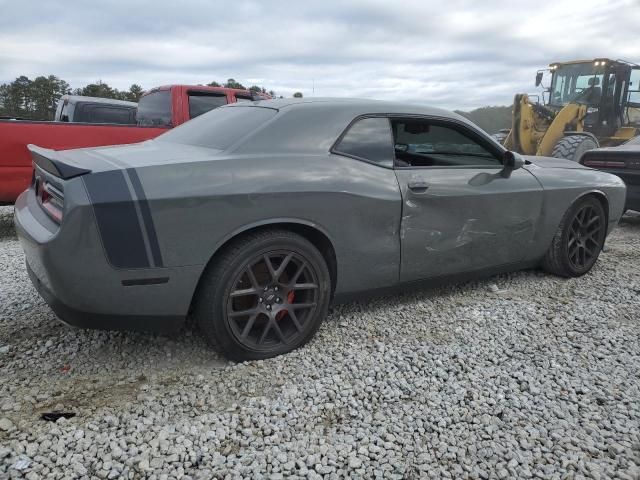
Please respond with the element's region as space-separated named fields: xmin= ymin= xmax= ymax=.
xmin=26 ymin=262 xmax=183 ymax=333
xmin=14 ymin=187 xmax=200 ymax=333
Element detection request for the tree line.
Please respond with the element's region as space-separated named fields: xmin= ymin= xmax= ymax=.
xmin=0 ymin=74 xmax=509 ymax=130
xmin=0 ymin=75 xmax=279 ymax=121
xmin=454 ymin=105 xmax=512 ymax=134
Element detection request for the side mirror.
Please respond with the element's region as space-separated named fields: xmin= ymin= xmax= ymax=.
xmin=535 ymin=71 xmax=543 ymax=87
xmin=502 ymin=151 xmax=525 ymax=177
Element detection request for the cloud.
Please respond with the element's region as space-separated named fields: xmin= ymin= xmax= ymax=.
xmin=1 ymin=0 xmax=639 ymax=109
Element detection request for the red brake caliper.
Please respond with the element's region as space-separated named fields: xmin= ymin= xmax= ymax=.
xmin=276 ymin=291 xmax=296 ymax=321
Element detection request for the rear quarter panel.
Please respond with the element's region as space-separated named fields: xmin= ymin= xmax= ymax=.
xmin=137 ymin=153 xmax=403 ymax=295
xmin=0 ymin=121 xmax=168 ymax=203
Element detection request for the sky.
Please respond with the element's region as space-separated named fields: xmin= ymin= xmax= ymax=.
xmin=1 ymin=0 xmax=639 ymax=110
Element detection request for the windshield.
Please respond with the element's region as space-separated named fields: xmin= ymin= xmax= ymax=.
xmin=549 ymin=63 xmax=606 ymax=107
xmin=157 ymin=105 xmax=277 ymax=150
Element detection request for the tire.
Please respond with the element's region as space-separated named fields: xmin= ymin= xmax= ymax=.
xmin=551 ymin=135 xmax=598 ymax=162
xmin=542 ymin=195 xmax=607 ymax=277
xmin=194 ymin=229 xmax=331 ymax=361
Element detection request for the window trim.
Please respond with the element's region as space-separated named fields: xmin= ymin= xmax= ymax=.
xmin=330 ymin=114 xmax=395 ymax=169
xmin=389 ymin=115 xmax=506 ymax=170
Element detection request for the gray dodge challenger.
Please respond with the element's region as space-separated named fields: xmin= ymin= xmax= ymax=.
xmin=15 ymin=98 xmax=626 ymax=360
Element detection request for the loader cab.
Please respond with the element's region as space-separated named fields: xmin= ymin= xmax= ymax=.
xmin=544 ymin=59 xmax=634 ymax=137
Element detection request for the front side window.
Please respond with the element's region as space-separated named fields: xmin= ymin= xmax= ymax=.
xmin=137 ymin=90 xmax=172 ymax=126
xmin=188 ymin=92 xmax=228 ymax=118
xmin=333 ymin=117 xmax=393 ymax=167
xmin=391 ymin=119 xmax=501 ymax=168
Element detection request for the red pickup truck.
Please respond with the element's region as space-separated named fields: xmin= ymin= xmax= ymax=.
xmin=0 ymin=85 xmax=269 ymax=204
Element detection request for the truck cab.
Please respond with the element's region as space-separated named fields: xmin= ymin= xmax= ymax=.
xmin=55 ymin=95 xmax=138 ymax=125
xmin=136 ymin=85 xmax=270 ymax=127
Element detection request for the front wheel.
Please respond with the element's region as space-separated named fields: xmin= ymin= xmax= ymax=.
xmin=194 ymin=230 xmax=331 ymax=361
xmin=542 ymin=196 xmax=607 ymax=277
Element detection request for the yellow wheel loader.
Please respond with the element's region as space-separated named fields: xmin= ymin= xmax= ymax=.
xmin=503 ymin=59 xmax=640 ymax=160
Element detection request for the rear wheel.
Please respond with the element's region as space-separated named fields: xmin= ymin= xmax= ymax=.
xmin=194 ymin=230 xmax=331 ymax=361
xmin=542 ymin=196 xmax=606 ymax=277
xmin=551 ymin=135 xmax=598 ymax=162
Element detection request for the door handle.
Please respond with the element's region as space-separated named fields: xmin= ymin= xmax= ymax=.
xmin=407 ymin=181 xmax=430 ymax=193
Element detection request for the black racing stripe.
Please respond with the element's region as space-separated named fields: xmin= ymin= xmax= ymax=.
xmin=83 ymin=171 xmax=150 ymax=269
xmin=126 ymin=168 xmax=164 ymax=267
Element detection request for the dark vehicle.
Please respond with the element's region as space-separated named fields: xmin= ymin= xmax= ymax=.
xmin=15 ymin=98 xmax=626 ymax=361
xmin=580 ymin=135 xmax=640 ymax=211
xmin=0 ymin=85 xmax=270 ymax=204
xmin=55 ymin=95 xmax=138 ymax=124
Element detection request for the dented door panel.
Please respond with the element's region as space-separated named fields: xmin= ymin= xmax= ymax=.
xmin=395 ymin=167 xmax=544 ymax=282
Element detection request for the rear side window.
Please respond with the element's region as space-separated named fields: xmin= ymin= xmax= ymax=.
xmin=188 ymin=92 xmax=227 ymax=118
xmin=333 ymin=117 xmax=394 ymax=167
xmin=157 ymin=106 xmax=277 ymax=150
xmin=80 ymin=105 xmax=134 ymax=124
xmin=137 ymin=90 xmax=172 ymax=126
xmin=73 ymin=104 xmax=135 ymax=124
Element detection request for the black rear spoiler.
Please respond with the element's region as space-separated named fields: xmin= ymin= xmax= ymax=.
xmin=28 ymin=144 xmax=91 ymax=179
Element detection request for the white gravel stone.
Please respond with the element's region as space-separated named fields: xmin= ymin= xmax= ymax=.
xmin=0 ymin=418 xmax=13 ymax=431
xmin=1 ymin=206 xmax=639 ymax=478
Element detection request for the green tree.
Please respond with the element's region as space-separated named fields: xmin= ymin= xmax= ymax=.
xmin=75 ymin=80 xmax=118 ymax=99
xmin=0 ymin=75 xmax=71 ymax=119
xmin=293 ymin=92 xmax=303 ymax=98
xmin=207 ymin=81 xmax=221 ymax=87
xmin=224 ymin=78 xmax=245 ymax=89
xmin=0 ymin=84 xmax=11 ymax=117
xmin=9 ymin=76 xmax=34 ymax=117
xmin=126 ymin=84 xmax=144 ymax=102
xmin=31 ymin=75 xmax=70 ymax=120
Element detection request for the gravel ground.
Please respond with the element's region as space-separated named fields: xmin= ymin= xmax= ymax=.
xmin=0 ymin=205 xmax=639 ymax=479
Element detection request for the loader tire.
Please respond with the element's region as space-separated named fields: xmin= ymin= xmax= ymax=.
xmin=551 ymin=135 xmax=598 ymax=162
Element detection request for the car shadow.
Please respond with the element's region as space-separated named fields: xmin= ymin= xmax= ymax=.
xmin=620 ymin=210 xmax=640 ymax=227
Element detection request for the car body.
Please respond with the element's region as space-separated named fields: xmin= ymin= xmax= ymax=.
xmin=54 ymin=95 xmax=138 ymax=124
xmin=579 ymin=136 xmax=640 ymax=211
xmin=14 ymin=98 xmax=626 ymax=359
xmin=0 ymin=85 xmax=271 ymax=204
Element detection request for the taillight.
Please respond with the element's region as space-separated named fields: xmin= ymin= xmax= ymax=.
xmin=582 ymin=159 xmax=626 ymax=169
xmin=39 ymin=181 xmax=64 ymax=223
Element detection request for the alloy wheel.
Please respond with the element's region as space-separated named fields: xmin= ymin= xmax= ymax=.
xmin=224 ymin=250 xmax=319 ymax=351
xmin=567 ymin=204 xmax=603 ymax=270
